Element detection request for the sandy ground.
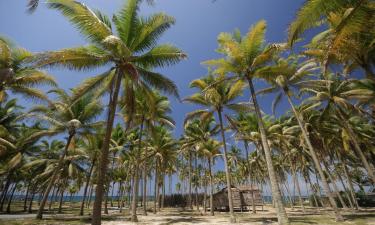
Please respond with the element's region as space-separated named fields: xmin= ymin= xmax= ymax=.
xmin=99 ymin=206 xmax=375 ymax=225
xmin=1 ymin=206 xmax=375 ymax=225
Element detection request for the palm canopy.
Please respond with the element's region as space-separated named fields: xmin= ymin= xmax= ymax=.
xmin=121 ymin=89 xmax=175 ymax=130
xmin=0 ymin=37 xmax=56 ymax=102
xmin=184 ymin=72 xmax=248 ymax=123
xmin=256 ymin=55 xmax=319 ymax=114
xmin=32 ymin=0 xmax=186 ymax=101
xmin=27 ymin=89 xmax=103 ymax=136
xmin=288 ymin=0 xmax=374 ymax=47
xmin=204 ymin=20 xmax=285 ymax=81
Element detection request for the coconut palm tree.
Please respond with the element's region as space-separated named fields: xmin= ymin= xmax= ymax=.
xmin=257 ymin=56 xmax=344 ymax=220
xmin=288 ymin=0 xmax=374 ymax=77
xmin=32 ymin=1 xmax=185 ymax=222
xmin=77 ymin=131 xmax=104 ymax=216
xmin=26 ymin=89 xmax=103 ymax=219
xmin=121 ymin=89 xmax=175 ymax=221
xmin=302 ymin=75 xmax=375 ymax=184
xmin=184 ymin=72 xmax=247 ymax=222
xmin=0 ymin=37 xmax=56 ymax=102
xmin=197 ymin=138 xmax=221 ymax=215
xmin=204 ymin=20 xmax=289 ymax=224
xmin=147 ymin=126 xmax=177 ymax=214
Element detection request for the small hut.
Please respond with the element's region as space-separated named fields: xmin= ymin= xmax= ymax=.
xmin=208 ymin=185 xmax=263 ymax=211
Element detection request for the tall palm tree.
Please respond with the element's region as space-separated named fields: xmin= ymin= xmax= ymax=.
xmin=0 ymin=37 xmax=56 ymax=102
xmin=257 ymin=56 xmax=344 ymax=220
xmin=185 ymin=72 xmax=247 ymax=222
xmin=121 ymin=90 xmax=174 ymax=221
xmin=27 ymin=89 xmax=103 ymax=219
xmin=33 ymin=1 xmax=185 ymax=223
xmin=147 ymin=126 xmax=177 ymax=214
xmin=205 ymin=21 xmax=289 ymax=224
xmin=198 ymin=138 xmax=221 ymax=216
xmin=302 ymin=75 xmax=375 ymax=184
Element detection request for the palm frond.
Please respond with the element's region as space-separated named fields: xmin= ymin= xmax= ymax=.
xmin=47 ymin=0 xmax=112 ymax=44
xmin=32 ymin=45 xmax=111 ymax=70
xmin=137 ymin=67 xmax=179 ymax=98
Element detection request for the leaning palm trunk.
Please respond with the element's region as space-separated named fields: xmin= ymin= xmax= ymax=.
xmin=292 ymin=170 xmax=305 ymax=213
xmin=248 ymin=78 xmax=289 ymax=225
xmin=92 ymin=71 xmax=122 ymax=225
xmin=131 ymin=119 xmax=144 ymax=222
xmin=6 ymin=182 xmax=18 ymax=213
xmin=208 ymin=158 xmax=214 ymax=216
xmin=338 ymin=153 xmax=359 ymax=210
xmin=284 ymin=91 xmax=343 ymax=221
xmin=217 ymin=108 xmax=236 ymax=223
xmin=80 ymin=157 xmax=96 ymax=216
xmin=336 ymin=108 xmax=375 ymax=184
xmin=58 ymin=188 xmax=64 ymax=213
xmin=322 ymin=161 xmax=347 ymax=209
xmin=36 ymin=133 xmax=74 ymax=219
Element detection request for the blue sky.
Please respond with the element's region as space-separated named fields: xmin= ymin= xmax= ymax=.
xmin=1 ymin=0 xmax=308 ymax=194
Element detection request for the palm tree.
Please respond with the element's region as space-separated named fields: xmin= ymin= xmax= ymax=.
xmin=147 ymin=126 xmax=177 ymax=214
xmin=288 ymin=0 xmax=374 ymax=77
xmin=121 ymin=90 xmax=175 ymax=221
xmin=0 ymin=37 xmax=56 ymax=102
xmin=27 ymin=89 xmax=103 ymax=219
xmin=257 ymin=56 xmax=344 ymax=220
xmin=205 ymin=21 xmax=289 ymax=224
xmin=77 ymin=132 xmax=104 ymax=216
xmin=302 ymin=75 xmax=375 ymax=184
xmin=33 ymin=1 xmax=185 ymax=222
xmin=198 ymin=138 xmax=221 ymax=216
xmin=185 ymin=72 xmax=247 ymax=222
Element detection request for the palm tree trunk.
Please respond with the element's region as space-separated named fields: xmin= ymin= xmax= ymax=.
xmin=23 ymin=181 xmax=30 ymax=212
xmin=217 ymin=108 xmax=236 ymax=223
xmin=336 ymin=108 xmax=375 ymax=184
xmin=284 ymin=91 xmax=343 ymax=221
xmin=248 ymin=78 xmax=289 ymax=225
xmin=314 ymin=173 xmax=326 ymax=208
xmin=80 ymin=158 xmax=96 ymax=216
xmin=28 ymin=190 xmax=35 ymax=213
xmin=0 ymin=176 xmax=11 ymax=211
xmin=6 ymin=182 xmax=18 ymax=213
xmin=292 ymin=170 xmax=305 ymax=213
xmin=110 ymin=181 xmax=115 ymax=207
xmin=154 ymin=166 xmax=158 ymax=214
xmin=283 ymin=181 xmax=294 ymax=208
xmin=131 ymin=118 xmax=144 ymax=222
xmin=58 ymin=188 xmax=64 ymax=213
xmin=161 ymin=175 xmax=165 ymax=210
xmin=188 ymin=151 xmax=193 ymax=210
xmin=143 ymin=162 xmax=148 ymax=215
xmin=194 ymin=152 xmax=199 ymax=211
xmin=336 ymin=172 xmax=354 ymax=209
xmin=36 ymin=133 xmax=74 ymax=219
xmin=244 ymin=141 xmax=256 ymax=214
xmin=48 ymin=186 xmax=57 ymax=211
xmin=339 ymin=153 xmax=359 ymax=210
xmin=208 ymin=158 xmax=214 ymax=216
xmin=87 ymin=184 xmax=94 ymax=208
xmin=92 ymin=70 xmax=122 ymax=225
xmin=322 ymin=161 xmax=347 ymax=209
